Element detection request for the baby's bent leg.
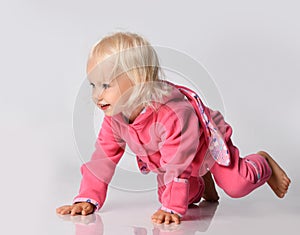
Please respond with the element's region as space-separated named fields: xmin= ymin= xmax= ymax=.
xmin=210 ymin=140 xmax=272 ymax=198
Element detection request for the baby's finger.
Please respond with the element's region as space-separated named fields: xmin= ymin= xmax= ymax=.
xmin=56 ymin=206 xmax=64 ymax=214
xmin=71 ymin=205 xmax=83 ymax=216
xmin=56 ymin=206 xmax=72 ymax=215
xmin=151 ymin=210 xmax=165 ymax=224
xmin=152 ymin=213 xmax=158 ymax=219
xmin=82 ymin=204 xmax=94 ymax=215
xmin=82 ymin=207 xmax=91 ymax=215
xmin=153 ymin=214 xmax=163 ymax=224
xmin=164 ymin=214 xmax=171 ymax=224
xmin=171 ymin=214 xmax=180 ymax=224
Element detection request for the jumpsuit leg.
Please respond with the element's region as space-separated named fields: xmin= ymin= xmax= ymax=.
xmin=210 ymin=139 xmax=272 ymax=198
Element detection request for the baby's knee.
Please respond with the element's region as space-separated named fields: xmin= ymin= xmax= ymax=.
xmin=223 ymin=186 xmax=248 ymax=198
xmin=221 ymin=175 xmax=259 ymax=198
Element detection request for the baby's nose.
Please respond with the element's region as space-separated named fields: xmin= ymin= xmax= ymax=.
xmin=93 ymin=87 xmax=104 ymax=101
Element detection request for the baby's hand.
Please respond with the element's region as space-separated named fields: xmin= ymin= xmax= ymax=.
xmin=56 ymin=202 xmax=95 ymax=216
xmin=151 ymin=210 xmax=181 ymax=224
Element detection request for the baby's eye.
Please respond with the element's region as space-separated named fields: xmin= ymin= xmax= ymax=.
xmin=90 ymin=83 xmax=95 ymax=88
xmin=102 ymin=84 xmax=110 ymax=89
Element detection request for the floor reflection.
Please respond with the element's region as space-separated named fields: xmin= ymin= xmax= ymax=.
xmin=57 ymin=213 xmax=103 ymax=235
xmin=57 ymin=200 xmax=218 ymax=235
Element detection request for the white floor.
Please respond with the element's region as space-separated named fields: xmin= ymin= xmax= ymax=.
xmin=52 ymin=180 xmax=298 ymax=235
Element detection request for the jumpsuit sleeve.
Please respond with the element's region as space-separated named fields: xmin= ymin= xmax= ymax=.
xmin=73 ymin=116 xmax=125 ymax=211
xmin=156 ymin=104 xmax=201 ymax=216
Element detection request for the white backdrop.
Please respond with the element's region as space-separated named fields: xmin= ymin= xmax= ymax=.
xmin=0 ymin=1 xmax=299 ymax=234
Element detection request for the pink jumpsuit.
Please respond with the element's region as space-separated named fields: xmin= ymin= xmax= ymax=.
xmin=74 ymin=84 xmax=272 ymax=217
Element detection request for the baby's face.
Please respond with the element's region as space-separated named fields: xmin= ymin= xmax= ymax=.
xmin=87 ymin=56 xmax=133 ymax=116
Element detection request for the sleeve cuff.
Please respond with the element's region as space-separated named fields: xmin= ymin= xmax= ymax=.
xmin=173 ymin=177 xmax=189 ymax=183
xmin=73 ymin=198 xmax=100 ymax=211
xmin=160 ymin=206 xmax=183 ymax=218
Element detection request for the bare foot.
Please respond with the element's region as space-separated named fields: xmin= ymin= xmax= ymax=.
xmin=257 ymin=151 xmax=291 ymax=198
xmin=202 ymin=171 xmax=220 ymax=202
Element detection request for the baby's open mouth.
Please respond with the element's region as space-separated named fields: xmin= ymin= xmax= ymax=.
xmin=98 ymin=103 xmax=110 ymax=110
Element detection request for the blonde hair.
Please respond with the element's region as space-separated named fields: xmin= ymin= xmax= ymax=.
xmin=88 ymin=32 xmax=171 ymax=114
